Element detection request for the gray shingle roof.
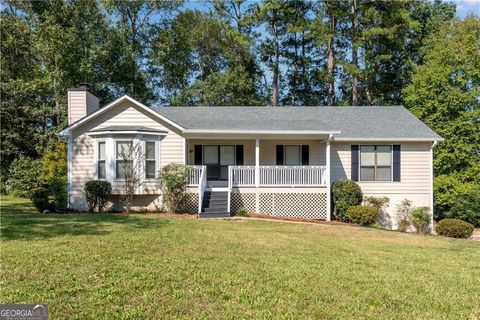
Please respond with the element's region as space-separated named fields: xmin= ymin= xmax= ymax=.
xmin=151 ymin=106 xmax=442 ymax=140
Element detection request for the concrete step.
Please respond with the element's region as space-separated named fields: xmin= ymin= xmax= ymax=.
xmin=204 ymin=207 xmax=228 ymax=213
xmin=199 ymin=212 xmax=230 ymax=218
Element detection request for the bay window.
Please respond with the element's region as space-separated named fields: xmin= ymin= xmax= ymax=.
xmin=145 ymin=141 xmax=157 ymax=179
xmin=97 ymin=141 xmax=106 ymax=179
xmin=116 ymin=140 xmax=133 ymax=180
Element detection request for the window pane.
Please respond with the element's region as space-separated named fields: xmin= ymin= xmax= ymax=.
xmin=98 ymin=161 xmax=106 ymax=179
xmin=377 ymin=146 xmax=392 ymax=166
xmin=116 ymin=141 xmax=132 ymax=159
xmin=377 ymin=167 xmax=392 ymax=181
xmin=285 ymin=145 xmax=300 ymax=165
xmin=146 ymin=142 xmax=155 ymax=160
xmin=145 ymin=160 xmax=156 ymax=179
xmin=220 ymin=146 xmax=235 ymax=165
xmin=203 ymin=146 xmax=218 ymax=164
xmin=98 ymin=142 xmax=105 ymax=160
xmin=360 ymin=146 xmax=375 ymax=166
xmin=360 ymin=167 xmax=375 ymax=181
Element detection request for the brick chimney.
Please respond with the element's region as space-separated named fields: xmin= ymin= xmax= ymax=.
xmin=67 ymin=83 xmax=99 ymax=124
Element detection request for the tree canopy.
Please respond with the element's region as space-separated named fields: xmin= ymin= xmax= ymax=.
xmin=1 ymin=0 xmax=478 ymax=220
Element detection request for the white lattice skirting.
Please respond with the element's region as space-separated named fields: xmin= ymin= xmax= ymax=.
xmin=184 ymin=193 xmax=199 ymax=214
xmin=231 ymin=192 xmax=327 ymax=220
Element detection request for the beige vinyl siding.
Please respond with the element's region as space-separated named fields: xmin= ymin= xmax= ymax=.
xmin=68 ymin=91 xmax=87 ymax=124
xmin=331 ymin=142 xmax=431 ymax=194
xmin=188 ymin=139 xmax=326 ymax=166
xmin=69 ymin=101 xmax=184 ymax=210
xmin=331 ymin=141 xmax=432 ymax=229
xmin=87 ymin=101 xmax=184 ymax=167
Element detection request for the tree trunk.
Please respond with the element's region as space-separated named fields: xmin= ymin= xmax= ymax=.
xmin=327 ymin=8 xmax=336 ymax=106
xmin=272 ymin=20 xmax=279 ymax=107
xmin=351 ymin=0 xmax=360 ymax=106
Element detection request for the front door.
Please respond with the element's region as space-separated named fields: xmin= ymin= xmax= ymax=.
xmin=203 ymin=145 xmax=235 ymax=181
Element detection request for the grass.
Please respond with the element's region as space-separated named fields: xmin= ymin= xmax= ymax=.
xmin=1 ymin=196 xmax=479 ymax=319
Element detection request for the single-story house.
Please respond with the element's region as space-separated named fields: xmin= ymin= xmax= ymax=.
xmin=58 ymin=84 xmax=442 ymax=229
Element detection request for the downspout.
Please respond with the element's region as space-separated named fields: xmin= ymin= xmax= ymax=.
xmin=67 ymin=132 xmax=73 ymax=210
xmin=326 ymin=134 xmax=334 ymax=221
xmin=430 ymin=140 xmax=438 ymax=233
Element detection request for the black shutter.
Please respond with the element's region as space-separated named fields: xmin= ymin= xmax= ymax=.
xmin=276 ymin=145 xmax=284 ymax=165
xmin=393 ymin=145 xmax=401 ymax=181
xmin=194 ymin=145 xmax=202 ymax=165
xmin=235 ymin=145 xmax=244 ymax=165
xmin=351 ymin=145 xmax=359 ymax=181
xmin=301 ymin=145 xmax=309 ymax=165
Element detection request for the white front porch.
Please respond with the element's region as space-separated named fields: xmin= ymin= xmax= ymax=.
xmin=185 ymin=136 xmax=332 ymax=220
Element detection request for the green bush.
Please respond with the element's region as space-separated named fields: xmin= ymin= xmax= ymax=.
xmin=157 ymin=164 xmax=191 ymax=213
xmin=84 ymin=180 xmax=112 ymax=212
xmin=411 ymin=207 xmax=431 ymax=234
xmin=332 ymin=180 xmax=363 ymax=222
xmin=446 ymin=190 xmax=480 ymax=227
xmin=236 ymin=208 xmax=248 ymax=216
xmin=433 ymin=175 xmax=477 ymax=221
xmin=436 ymin=218 xmax=474 ymax=239
xmin=6 ymin=157 xmax=41 ymax=198
xmin=31 ymin=186 xmax=52 ymax=212
xmin=347 ymin=205 xmax=378 ymax=226
xmin=50 ymin=181 xmax=68 ymax=213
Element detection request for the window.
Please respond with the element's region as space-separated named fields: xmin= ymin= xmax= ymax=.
xmin=145 ymin=141 xmax=156 ymax=179
xmin=97 ymin=141 xmax=106 ymax=179
xmin=284 ymin=145 xmax=301 ymax=165
xmin=360 ymin=145 xmax=392 ymax=181
xmin=116 ymin=141 xmax=133 ymax=179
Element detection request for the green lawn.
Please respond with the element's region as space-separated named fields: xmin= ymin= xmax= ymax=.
xmin=1 ymin=196 xmax=479 ymax=319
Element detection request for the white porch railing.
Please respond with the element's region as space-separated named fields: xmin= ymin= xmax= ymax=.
xmin=197 ymin=166 xmax=207 ymax=214
xmin=187 ymin=165 xmax=204 ymax=186
xmin=229 ymin=165 xmax=327 ymax=187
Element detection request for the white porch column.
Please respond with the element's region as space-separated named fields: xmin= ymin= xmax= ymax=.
xmin=255 ymin=138 xmax=260 ymax=187
xmin=326 ymin=135 xmax=332 ymax=221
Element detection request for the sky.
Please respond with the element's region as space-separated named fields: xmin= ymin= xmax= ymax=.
xmin=453 ymin=0 xmax=480 ymax=17
xmin=182 ymin=0 xmax=480 ymax=17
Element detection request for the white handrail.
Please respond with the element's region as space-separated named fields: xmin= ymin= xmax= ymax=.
xmin=188 ymin=165 xmax=204 ymax=186
xmin=229 ymin=165 xmax=327 ymax=187
xmin=197 ymin=165 xmax=207 ymax=214
xmin=227 ymin=166 xmax=232 ymax=215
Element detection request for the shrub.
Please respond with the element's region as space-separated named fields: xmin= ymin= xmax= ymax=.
xmin=31 ymin=186 xmax=52 ymax=212
xmin=236 ymin=208 xmax=248 ymax=216
xmin=433 ymin=175 xmax=477 ymax=221
xmin=50 ymin=181 xmax=68 ymax=213
xmin=364 ymin=196 xmax=389 ymax=210
xmin=332 ymin=180 xmax=363 ymax=222
xmin=6 ymin=157 xmax=41 ymax=198
xmin=411 ymin=207 xmax=431 ymax=234
xmin=395 ymin=199 xmax=413 ymax=232
xmin=84 ymin=180 xmax=112 ymax=212
xmin=446 ymin=190 xmax=480 ymax=227
xmin=347 ymin=205 xmax=378 ymax=226
xmin=158 ymin=164 xmax=191 ymax=213
xmin=436 ymin=218 xmax=474 ymax=239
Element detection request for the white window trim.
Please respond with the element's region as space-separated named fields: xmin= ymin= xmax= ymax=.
xmin=359 ymin=144 xmax=393 ymax=182
xmin=144 ymin=138 xmax=160 ymax=181
xmin=284 ymin=144 xmax=302 ymax=166
xmin=94 ymin=138 xmax=107 ymax=180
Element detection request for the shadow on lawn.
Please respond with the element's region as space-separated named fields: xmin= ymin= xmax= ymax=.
xmin=0 ymin=213 xmax=169 ymax=241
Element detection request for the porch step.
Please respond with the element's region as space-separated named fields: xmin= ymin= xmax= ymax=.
xmin=199 ymin=212 xmax=230 ymax=218
xmin=201 ymin=190 xmax=230 ymax=218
